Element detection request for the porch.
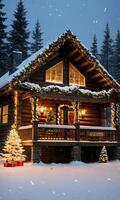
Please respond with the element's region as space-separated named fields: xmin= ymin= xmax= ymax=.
xmin=15 ymin=85 xmax=120 ymax=162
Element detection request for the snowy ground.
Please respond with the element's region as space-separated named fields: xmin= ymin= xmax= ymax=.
xmin=0 ymin=161 xmax=120 ymax=200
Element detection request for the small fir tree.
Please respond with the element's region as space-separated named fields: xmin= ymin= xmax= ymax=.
xmin=90 ymin=34 xmax=98 ymax=59
xmin=8 ymin=0 xmax=29 ymax=60
xmin=46 ymin=110 xmax=54 ymax=124
xmin=31 ymin=20 xmax=43 ymax=53
xmin=3 ymin=124 xmax=25 ymax=162
xmin=99 ymin=146 xmax=108 ymax=163
xmin=0 ymin=0 xmax=7 ymax=76
xmin=100 ymin=24 xmax=113 ymax=73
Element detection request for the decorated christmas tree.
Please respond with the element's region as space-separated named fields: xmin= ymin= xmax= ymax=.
xmin=3 ymin=124 xmax=25 ymax=162
xmin=46 ymin=110 xmax=54 ymax=124
xmin=99 ymin=146 xmax=108 ymax=163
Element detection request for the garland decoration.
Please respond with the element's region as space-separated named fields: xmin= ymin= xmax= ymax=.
xmin=20 ymin=82 xmax=114 ymax=100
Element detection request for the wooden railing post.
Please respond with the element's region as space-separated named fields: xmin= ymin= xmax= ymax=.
xmin=32 ymin=96 xmax=38 ymax=141
xmin=111 ymin=101 xmax=120 ymax=160
xmin=74 ymin=100 xmax=80 ymax=141
xmin=74 ymin=123 xmax=80 ymax=141
xmin=111 ymin=102 xmax=120 ymax=141
xmin=31 ymin=96 xmax=40 ymax=163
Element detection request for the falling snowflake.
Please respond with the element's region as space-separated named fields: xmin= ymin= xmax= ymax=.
xmin=74 ymin=179 xmax=78 ymax=183
xmin=30 ymin=180 xmax=35 ymax=185
xmin=55 ymin=8 xmax=58 ymax=12
xmin=58 ymin=14 xmax=62 ymax=17
xmin=52 ymin=190 xmax=56 ymax=195
xmin=104 ymin=8 xmax=107 ymax=13
xmin=62 ymin=192 xmax=66 ymax=196
xmin=93 ymin=20 xmax=98 ymax=24
xmin=107 ymin=177 xmax=111 ymax=181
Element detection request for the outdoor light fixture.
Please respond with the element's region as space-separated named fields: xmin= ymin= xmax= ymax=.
xmin=81 ymin=109 xmax=86 ymax=115
xmin=40 ymin=106 xmax=44 ymax=114
xmin=50 ymin=107 xmax=52 ymax=111
xmin=79 ymin=109 xmax=86 ymax=117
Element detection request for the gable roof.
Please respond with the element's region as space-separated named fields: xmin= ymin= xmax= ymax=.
xmin=0 ymin=30 xmax=120 ymax=92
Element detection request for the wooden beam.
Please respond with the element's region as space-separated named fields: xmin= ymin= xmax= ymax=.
xmin=97 ymin=78 xmax=106 ymax=84
xmin=44 ymin=52 xmax=59 ymax=63
xmin=91 ymin=73 xmax=101 ymax=79
xmin=80 ymin=61 xmax=92 ymax=68
xmin=21 ymin=92 xmax=31 ymax=100
xmin=74 ymin=54 xmax=84 ymax=62
xmin=68 ymin=49 xmax=78 ymax=57
xmin=85 ymin=64 xmax=96 ymax=73
xmin=101 ymin=82 xmax=110 ymax=87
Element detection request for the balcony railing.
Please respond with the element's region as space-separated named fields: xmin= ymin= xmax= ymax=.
xmin=18 ymin=124 xmax=117 ymax=142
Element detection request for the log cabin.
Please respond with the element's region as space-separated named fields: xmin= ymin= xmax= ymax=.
xmin=0 ymin=30 xmax=120 ymax=163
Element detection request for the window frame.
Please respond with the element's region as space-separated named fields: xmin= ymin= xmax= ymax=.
xmin=0 ymin=104 xmax=9 ymax=125
xmin=45 ymin=61 xmax=63 ymax=84
xmin=69 ymin=63 xmax=86 ymax=87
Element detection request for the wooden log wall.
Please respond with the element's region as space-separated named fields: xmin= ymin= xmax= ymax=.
xmin=79 ymin=103 xmax=105 ymax=126
xmin=0 ymin=94 xmax=14 ymax=151
xmin=21 ymin=99 xmax=32 ymax=126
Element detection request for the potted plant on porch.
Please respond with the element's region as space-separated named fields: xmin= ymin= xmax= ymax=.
xmin=2 ymin=124 xmax=25 ymax=167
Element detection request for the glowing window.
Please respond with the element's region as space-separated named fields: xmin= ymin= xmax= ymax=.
xmin=0 ymin=105 xmax=8 ymax=124
xmin=45 ymin=61 xmax=63 ymax=84
xmin=69 ymin=63 xmax=85 ymax=86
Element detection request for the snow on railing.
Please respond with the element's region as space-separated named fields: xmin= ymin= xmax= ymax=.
xmin=19 ymin=124 xmax=116 ymax=131
xmin=19 ymin=125 xmax=32 ymax=130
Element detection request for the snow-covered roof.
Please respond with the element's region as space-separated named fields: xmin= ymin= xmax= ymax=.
xmin=0 ymin=44 xmax=50 ymax=90
xmin=0 ymin=30 xmax=120 ymax=91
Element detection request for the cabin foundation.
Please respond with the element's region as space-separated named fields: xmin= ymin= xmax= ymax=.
xmin=32 ymin=142 xmax=41 ymax=163
xmin=117 ymin=145 xmax=120 ymax=160
xmin=71 ymin=145 xmax=81 ymax=161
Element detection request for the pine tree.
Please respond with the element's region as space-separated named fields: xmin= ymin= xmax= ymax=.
xmin=112 ymin=30 xmax=120 ymax=83
xmin=8 ymin=0 xmax=29 ymax=60
xmin=90 ymin=34 xmax=98 ymax=59
xmin=0 ymin=0 xmax=7 ymax=76
xmin=31 ymin=20 xmax=43 ymax=53
xmin=3 ymin=124 xmax=25 ymax=162
xmin=99 ymin=146 xmax=108 ymax=163
xmin=100 ymin=24 xmax=113 ymax=73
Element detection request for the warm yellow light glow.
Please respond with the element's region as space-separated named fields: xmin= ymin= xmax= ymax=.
xmin=79 ymin=109 xmax=86 ymax=117
xmin=69 ymin=63 xmax=86 ymax=86
xmin=14 ymin=90 xmax=18 ymax=125
xmin=45 ymin=61 xmax=63 ymax=84
xmin=81 ymin=109 xmax=86 ymax=115
xmin=3 ymin=124 xmax=26 ymax=162
xmin=40 ymin=106 xmax=44 ymax=114
xmin=50 ymin=107 xmax=52 ymax=111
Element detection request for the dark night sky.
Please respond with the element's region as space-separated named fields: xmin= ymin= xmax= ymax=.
xmin=5 ymin=0 xmax=120 ymax=49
